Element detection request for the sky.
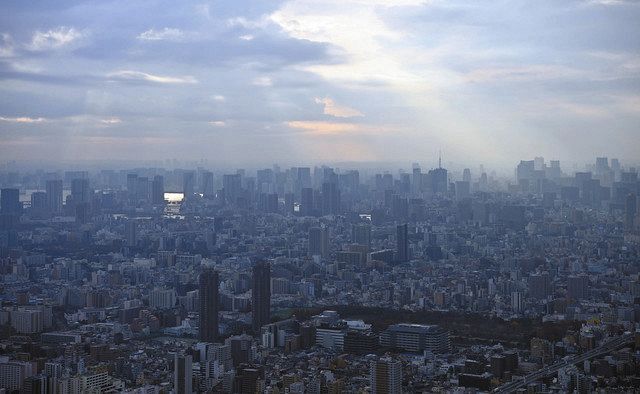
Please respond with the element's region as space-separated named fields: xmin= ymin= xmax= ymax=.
xmin=0 ymin=0 xmax=639 ymax=169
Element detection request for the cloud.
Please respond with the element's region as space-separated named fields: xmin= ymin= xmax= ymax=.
xmin=252 ymin=76 xmax=272 ymax=86
xmin=209 ymin=121 xmax=226 ymax=127
xmin=137 ymin=28 xmax=185 ymax=41
xmin=27 ymin=27 xmax=84 ymax=51
xmin=315 ymin=97 xmax=363 ymax=118
xmin=107 ymin=70 xmax=198 ymax=84
xmin=100 ymin=117 xmax=122 ymax=125
xmin=0 ymin=116 xmax=46 ymax=123
xmin=287 ymin=120 xmax=390 ymax=136
xmin=0 ymin=34 xmax=14 ymax=57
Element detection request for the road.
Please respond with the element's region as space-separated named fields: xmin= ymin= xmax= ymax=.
xmin=493 ymin=333 xmax=634 ymax=393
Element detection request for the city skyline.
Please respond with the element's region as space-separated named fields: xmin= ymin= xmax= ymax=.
xmin=1 ymin=1 xmax=639 ymax=167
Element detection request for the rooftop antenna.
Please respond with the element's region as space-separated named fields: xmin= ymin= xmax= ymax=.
xmin=438 ymin=150 xmax=442 ymax=169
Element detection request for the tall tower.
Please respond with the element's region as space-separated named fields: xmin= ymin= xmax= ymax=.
xmin=0 ymin=188 xmax=21 ymax=215
xmin=308 ymin=226 xmax=329 ymax=258
xmin=174 ymin=353 xmax=192 ymax=394
xmin=252 ymin=261 xmax=271 ymax=332
xmin=183 ymin=171 xmax=195 ymax=200
xmin=199 ymin=269 xmax=219 ymax=342
xmin=396 ymin=223 xmax=408 ymax=263
xmin=45 ymin=180 xmax=63 ymax=213
xmin=370 ymin=357 xmax=402 ymax=394
xmin=151 ymin=175 xmax=165 ymax=204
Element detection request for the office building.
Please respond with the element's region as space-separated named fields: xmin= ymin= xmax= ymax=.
xmin=308 ymin=226 xmax=329 ymax=258
xmin=46 ymin=180 xmax=63 ymax=213
xmin=396 ymin=223 xmax=408 ymax=263
xmin=125 ymin=220 xmax=137 ymax=247
xmin=300 ymin=187 xmax=314 ymax=216
xmin=380 ymin=323 xmax=450 ymax=353
xmin=201 ymin=171 xmax=214 ymax=198
xmin=321 ymin=182 xmax=340 ymax=215
xmin=528 ymin=273 xmax=552 ymax=300
xmin=151 ymin=175 xmax=165 ymax=204
xmin=252 ymin=261 xmax=271 ymax=332
xmin=1 ymin=188 xmax=21 ymax=215
xmin=351 ymin=223 xmax=372 ymax=249
xmin=70 ymin=178 xmax=90 ymax=206
xmin=370 ymin=357 xmax=402 ymax=394
xmin=183 ymin=171 xmax=195 ymax=200
xmin=174 ymin=353 xmax=192 ymax=394
xmin=199 ymin=269 xmax=219 ymax=342
xmin=568 ymin=275 xmax=589 ymax=300
xmin=149 ymin=288 xmax=176 ymax=309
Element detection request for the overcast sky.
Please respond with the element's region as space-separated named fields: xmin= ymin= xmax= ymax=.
xmin=0 ymin=0 xmax=638 ymax=169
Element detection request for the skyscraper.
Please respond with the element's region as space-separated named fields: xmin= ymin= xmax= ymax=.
xmin=252 ymin=261 xmax=271 ymax=332
xmin=45 ymin=180 xmax=63 ymax=213
xmin=308 ymin=226 xmax=329 ymax=258
xmin=183 ymin=171 xmax=195 ymax=200
xmin=300 ymin=187 xmax=314 ymax=216
xmin=126 ymin=174 xmax=138 ymax=202
xmin=125 ymin=220 xmax=137 ymax=247
xmin=321 ymin=182 xmax=340 ymax=215
xmin=351 ymin=223 xmax=372 ymax=249
xmin=223 ymin=174 xmax=242 ymax=205
xmin=201 ymin=171 xmax=214 ymax=198
xmin=370 ymin=357 xmax=402 ymax=394
xmin=70 ymin=178 xmax=90 ymax=207
xmin=0 ymin=188 xmax=21 ymax=215
xmin=396 ymin=223 xmax=408 ymax=263
xmin=199 ymin=269 xmax=219 ymax=342
xmin=151 ymin=175 xmax=165 ymax=204
xmin=625 ymin=193 xmax=637 ymax=231
xmin=174 ymin=353 xmax=192 ymax=394
xmin=462 ymin=168 xmax=471 ymax=183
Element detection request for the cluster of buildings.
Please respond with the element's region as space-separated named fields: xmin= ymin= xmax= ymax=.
xmin=0 ymin=156 xmax=639 ymax=392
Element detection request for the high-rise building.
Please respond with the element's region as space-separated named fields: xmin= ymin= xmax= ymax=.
xmin=308 ymin=226 xmax=329 ymax=258
xmin=174 ymin=353 xmax=192 ymax=394
xmin=183 ymin=171 xmax=195 ymax=200
xmin=351 ymin=223 xmax=372 ymax=249
xmin=199 ymin=269 xmax=219 ymax=342
xmin=455 ymin=181 xmax=470 ymax=200
xmin=46 ymin=180 xmax=63 ymax=213
xmin=396 ymin=223 xmax=408 ymax=263
xmin=300 ymin=187 xmax=314 ymax=216
xmin=125 ymin=220 xmax=137 ymax=247
xmin=201 ymin=171 xmax=215 ymax=198
xmin=321 ymin=182 xmax=340 ymax=215
xmin=1 ymin=188 xmax=21 ymax=215
xmin=428 ymin=167 xmax=448 ymax=195
xmin=151 ymin=175 xmax=165 ymax=204
xmin=252 ymin=261 xmax=271 ymax=332
xmin=223 ymin=174 xmax=242 ymax=205
xmin=0 ymin=358 xmax=34 ymax=392
xmin=511 ymin=291 xmax=523 ymax=313
xmin=625 ymin=193 xmax=637 ymax=231
xmin=528 ymin=273 xmax=552 ymax=299
xmin=30 ymin=191 xmax=47 ymax=214
xmin=70 ymin=178 xmax=90 ymax=206
xmin=567 ymin=275 xmax=589 ymax=300
xmin=126 ymin=174 xmax=138 ymax=202
xmin=370 ymin=357 xmax=402 ymax=394
xmin=462 ymin=168 xmax=471 ymax=183
xmin=136 ymin=176 xmax=150 ymax=202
